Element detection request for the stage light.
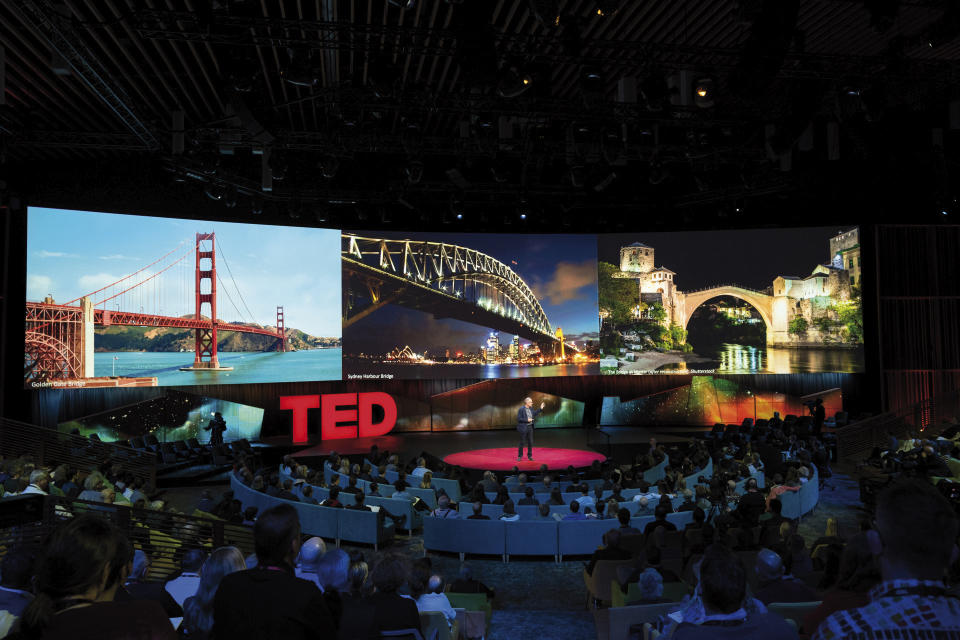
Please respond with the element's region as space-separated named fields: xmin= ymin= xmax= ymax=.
xmin=595 ymin=0 xmax=619 ymax=16
xmin=204 ymin=185 xmax=224 ymax=201
xmin=694 ymin=78 xmax=715 ymax=108
xmin=388 ymin=0 xmax=416 ymax=8
xmin=497 ymin=68 xmax=534 ymax=98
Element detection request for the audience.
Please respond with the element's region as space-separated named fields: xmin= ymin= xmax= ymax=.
xmin=811 ymin=479 xmax=960 ymax=639
xmin=294 ymin=537 xmax=327 ymax=586
xmin=586 ymin=528 xmax=632 ymax=575
xmin=213 ymin=504 xmax=335 ymax=638
xmin=802 ymin=532 xmax=880 ymax=635
xmin=366 ymin=554 xmax=421 ymax=636
xmin=672 ymin=544 xmax=797 ymax=639
xmin=467 ymin=501 xmax=490 ymax=520
xmin=431 ymin=494 xmax=459 ymax=519
xmin=0 ymin=546 xmax=34 ymax=624
xmin=180 ymin=546 xmax=245 ymax=640
xmin=450 ymin=565 xmax=495 ymax=600
xmin=18 ymin=514 xmax=175 ymax=639
xmin=416 ymin=575 xmax=457 ymax=627
xmin=562 ymin=500 xmax=587 ymax=521
xmin=165 ymin=548 xmax=206 ymax=608
xmin=753 ymin=547 xmax=818 ymax=604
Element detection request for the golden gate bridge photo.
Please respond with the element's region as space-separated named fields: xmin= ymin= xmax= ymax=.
xmin=25 ymin=232 xmax=286 ymax=387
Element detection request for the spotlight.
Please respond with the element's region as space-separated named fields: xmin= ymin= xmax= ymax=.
xmin=694 ymin=78 xmax=715 ymax=108
xmin=595 ymin=0 xmax=619 ymax=16
xmin=497 ymin=68 xmax=534 ymax=98
xmin=388 ymin=0 xmax=416 ymax=8
xmin=204 ymin=185 xmax=224 ymax=201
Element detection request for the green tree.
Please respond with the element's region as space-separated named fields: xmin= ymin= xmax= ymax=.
xmin=788 ymin=316 xmax=808 ymax=336
xmin=669 ymin=322 xmax=688 ymax=347
xmin=833 ymin=298 xmax=864 ymax=343
xmin=648 ymin=302 xmax=667 ymax=324
xmin=597 ymin=261 xmax=640 ymax=327
xmin=813 ymin=316 xmax=834 ymax=334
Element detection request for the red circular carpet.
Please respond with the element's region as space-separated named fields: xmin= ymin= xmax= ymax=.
xmin=443 ymin=447 xmax=606 ymax=471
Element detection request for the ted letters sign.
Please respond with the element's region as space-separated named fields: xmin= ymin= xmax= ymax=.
xmin=280 ymin=392 xmax=397 ymax=444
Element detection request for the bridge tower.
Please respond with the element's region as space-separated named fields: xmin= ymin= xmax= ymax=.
xmin=181 ymin=232 xmax=233 ymax=371
xmin=555 ymin=327 xmax=565 ymax=360
xmin=277 ymin=306 xmax=286 ymax=352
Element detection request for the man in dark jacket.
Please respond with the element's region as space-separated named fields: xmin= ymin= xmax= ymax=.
xmin=214 ymin=504 xmax=336 ymax=638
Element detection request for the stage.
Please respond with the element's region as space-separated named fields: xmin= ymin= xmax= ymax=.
xmin=281 ymin=425 xmax=707 ymax=468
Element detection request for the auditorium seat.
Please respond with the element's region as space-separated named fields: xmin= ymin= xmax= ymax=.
xmin=584 ymin=559 xmax=636 ymax=607
xmin=505 ymin=520 xmax=559 ymax=560
xmin=423 ymin=516 xmax=506 ymax=561
xmin=767 ymin=601 xmax=823 ymax=634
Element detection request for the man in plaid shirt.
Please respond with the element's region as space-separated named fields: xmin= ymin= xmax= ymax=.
xmin=811 ymin=479 xmax=960 ymax=640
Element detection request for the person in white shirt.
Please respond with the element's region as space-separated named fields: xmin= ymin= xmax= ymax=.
xmin=575 ymin=486 xmax=595 ymax=512
xmin=21 ymin=470 xmax=49 ymax=495
xmin=409 ymin=458 xmax=431 ymax=478
xmin=294 ymin=537 xmax=327 ymax=587
xmin=165 ymin=548 xmax=206 ymax=607
xmin=416 ymin=574 xmax=457 ymax=627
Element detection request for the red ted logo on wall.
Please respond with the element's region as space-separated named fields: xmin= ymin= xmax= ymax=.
xmin=280 ymin=392 xmax=397 ymax=444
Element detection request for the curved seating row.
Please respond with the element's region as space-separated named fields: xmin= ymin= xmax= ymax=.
xmin=231 ymin=474 xmax=394 ymax=549
xmin=278 ymin=468 xmax=425 ymax=532
xmin=364 ymin=462 xmax=462 ymax=502
xmin=423 ymin=510 xmax=695 ymax=562
xmin=323 ymin=464 xmax=442 ymax=508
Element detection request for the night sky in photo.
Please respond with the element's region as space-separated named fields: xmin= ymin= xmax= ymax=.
xmin=343 ymin=231 xmax=600 ymax=355
xmin=596 ymin=225 xmax=858 ymax=292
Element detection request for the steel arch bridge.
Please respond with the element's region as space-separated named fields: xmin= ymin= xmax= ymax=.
xmin=342 ymin=235 xmax=556 ymax=342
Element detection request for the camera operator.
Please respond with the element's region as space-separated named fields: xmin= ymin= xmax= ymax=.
xmin=807 ymin=397 xmax=826 ymax=438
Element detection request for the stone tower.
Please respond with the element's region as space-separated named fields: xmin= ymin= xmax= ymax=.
xmin=619 ymin=242 xmax=655 ymax=273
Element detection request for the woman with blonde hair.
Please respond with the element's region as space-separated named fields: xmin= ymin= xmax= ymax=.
xmin=180 ymin=546 xmax=246 ymax=639
xmin=419 ymin=471 xmax=433 ymax=489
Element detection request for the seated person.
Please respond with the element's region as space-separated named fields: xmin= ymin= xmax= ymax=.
xmin=562 ymin=500 xmax=588 ymax=521
xmin=753 ymin=547 xmax=818 ymax=604
xmin=392 ymin=480 xmax=413 ymax=502
xmin=409 ymin=458 xmax=431 ymax=478
xmin=633 ymin=496 xmax=655 ymax=517
xmin=576 ymin=486 xmax=595 ymax=512
xmin=467 ymin=501 xmax=489 ymax=520
xmin=368 ymin=482 xmax=382 ymax=497
xmin=618 ymin=508 xmax=642 ymax=535
xmin=676 ymin=489 xmax=697 ymax=512
xmin=499 ymin=500 xmax=520 ymax=521
xmin=518 ymin=486 xmax=539 ymax=506
xmin=536 ymin=503 xmax=553 ymax=520
xmin=416 ymin=574 xmax=456 ymax=628
xmin=431 ymin=494 xmax=459 ymax=519
xmin=686 ymin=507 xmax=707 ymax=531
xmin=671 ymin=545 xmax=796 ymax=639
xmin=450 ymin=564 xmax=495 ymax=600
xmin=342 ymin=475 xmax=363 ymax=496
xmin=548 ymin=486 xmax=565 ymax=505
xmin=642 ymin=505 xmax=677 ymax=538
xmin=300 ymin=484 xmax=319 ymax=505
xmin=586 ymin=528 xmax=632 ymax=575
xmin=320 ymin=485 xmax=343 ymax=508
xmin=632 ymin=567 xmax=672 ymax=604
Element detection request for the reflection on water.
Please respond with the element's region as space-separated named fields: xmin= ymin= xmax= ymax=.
xmin=345 ymin=361 xmax=600 ymax=379
xmin=660 ymin=342 xmax=863 ymax=374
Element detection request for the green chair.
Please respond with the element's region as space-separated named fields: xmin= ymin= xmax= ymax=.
xmin=419 ymin=610 xmax=457 ymax=640
xmin=768 ymin=600 xmax=822 ymax=634
xmin=446 ymin=592 xmax=491 ymax=636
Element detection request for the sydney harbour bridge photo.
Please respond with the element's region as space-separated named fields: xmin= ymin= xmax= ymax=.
xmin=341 ymin=231 xmax=601 ymax=379
xmin=598 ymin=226 xmax=865 ymax=375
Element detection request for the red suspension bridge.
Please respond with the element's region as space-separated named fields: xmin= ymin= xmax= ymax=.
xmin=24 ymin=232 xmax=285 ymax=385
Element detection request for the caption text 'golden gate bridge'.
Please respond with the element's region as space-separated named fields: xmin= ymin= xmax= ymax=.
xmin=24 ymin=233 xmax=285 ymax=386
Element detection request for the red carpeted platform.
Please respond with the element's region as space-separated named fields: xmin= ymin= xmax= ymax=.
xmin=443 ymin=447 xmax=606 ymax=471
